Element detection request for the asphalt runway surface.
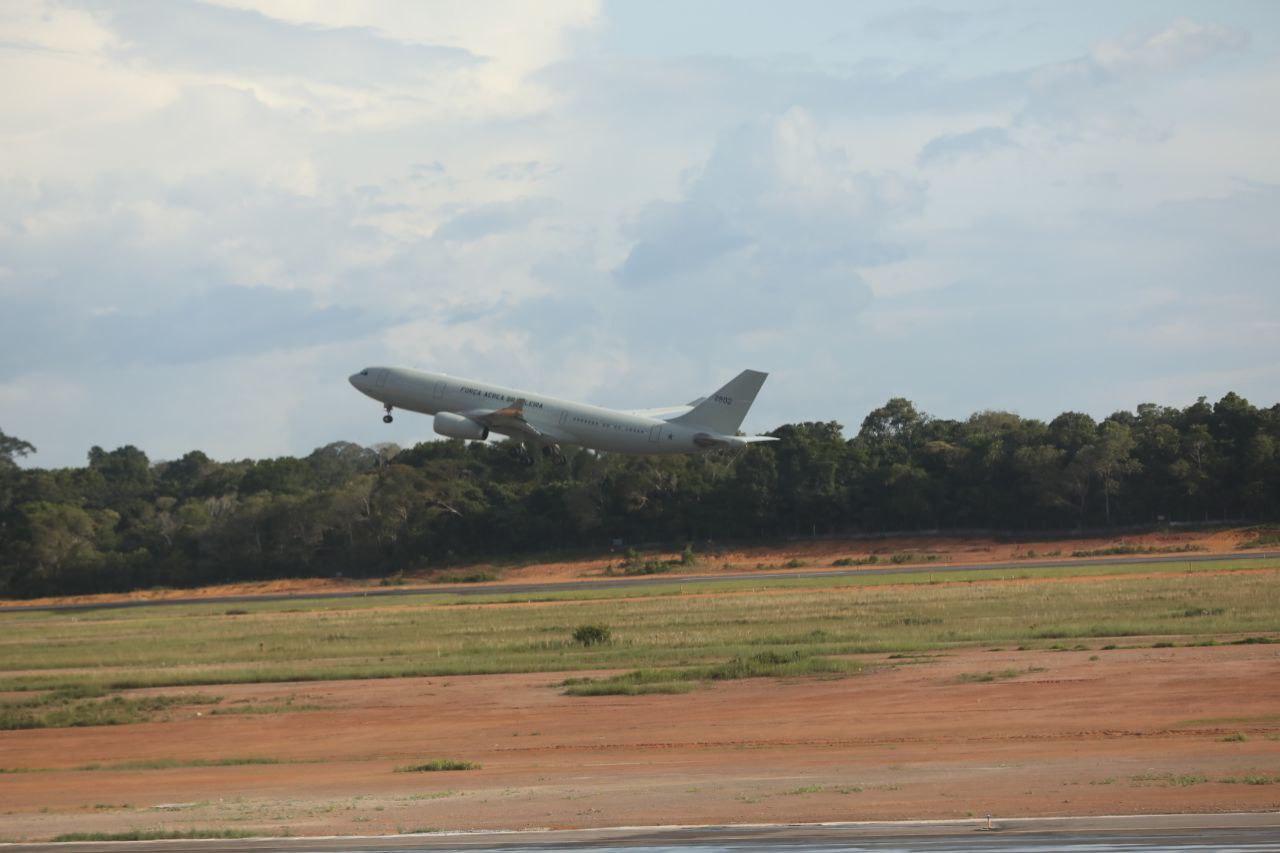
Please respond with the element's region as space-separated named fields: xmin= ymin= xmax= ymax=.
xmin=3 ymin=551 xmax=1278 ymax=614
xmin=5 ymin=815 xmax=1279 ymax=852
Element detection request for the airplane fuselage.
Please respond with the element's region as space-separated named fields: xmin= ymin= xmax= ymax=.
xmin=350 ymin=366 xmax=714 ymax=454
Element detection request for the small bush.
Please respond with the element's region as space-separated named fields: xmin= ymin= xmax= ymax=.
xmin=680 ymin=544 xmax=697 ymax=565
xmin=572 ymin=624 xmax=612 ymax=646
xmin=1220 ymin=732 xmax=1248 ymax=742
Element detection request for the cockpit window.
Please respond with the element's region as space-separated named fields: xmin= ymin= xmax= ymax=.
xmin=360 ymin=370 xmax=369 ymax=376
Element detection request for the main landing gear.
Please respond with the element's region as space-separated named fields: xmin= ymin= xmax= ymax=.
xmin=512 ymin=443 xmax=566 ymax=467
xmin=382 ymin=404 xmax=394 ymax=424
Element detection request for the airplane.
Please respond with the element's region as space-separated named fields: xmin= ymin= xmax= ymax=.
xmin=348 ymin=366 xmax=776 ymax=463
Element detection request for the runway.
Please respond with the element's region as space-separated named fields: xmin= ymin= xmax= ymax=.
xmin=3 ymin=551 xmax=1277 ymax=614
xmin=5 ymin=814 xmax=1279 ymax=853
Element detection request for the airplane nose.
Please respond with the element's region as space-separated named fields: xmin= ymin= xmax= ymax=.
xmin=349 ymin=372 xmax=364 ymax=388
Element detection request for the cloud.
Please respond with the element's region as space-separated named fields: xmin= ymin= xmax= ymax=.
xmin=1092 ymin=18 xmax=1248 ymax=74
xmin=606 ymin=109 xmax=923 ymax=389
xmin=865 ymin=6 xmax=971 ymax=40
xmin=1021 ymin=18 xmax=1250 ymax=140
xmin=95 ymin=0 xmax=477 ymax=84
xmin=488 ymin=160 xmax=561 ymax=182
xmin=432 ymin=198 xmax=555 ymax=243
xmin=917 ymin=125 xmax=1014 ymax=165
xmin=616 ymin=201 xmax=747 ymax=285
xmin=0 ymin=284 xmax=381 ymax=379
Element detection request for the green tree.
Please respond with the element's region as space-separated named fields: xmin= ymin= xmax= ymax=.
xmin=0 ymin=429 xmax=36 ymax=469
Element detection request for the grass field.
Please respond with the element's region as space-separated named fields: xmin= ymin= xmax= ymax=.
xmin=1 ymin=557 xmax=1277 ymax=711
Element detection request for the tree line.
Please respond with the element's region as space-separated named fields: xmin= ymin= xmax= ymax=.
xmin=1 ymin=391 xmax=1277 ymax=597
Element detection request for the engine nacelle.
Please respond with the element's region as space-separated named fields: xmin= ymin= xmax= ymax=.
xmin=433 ymin=411 xmax=489 ymax=441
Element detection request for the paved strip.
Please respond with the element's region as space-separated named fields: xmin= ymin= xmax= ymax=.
xmin=4 ymin=812 xmax=1278 ymax=852
xmin=3 ymin=551 xmax=1278 ymax=614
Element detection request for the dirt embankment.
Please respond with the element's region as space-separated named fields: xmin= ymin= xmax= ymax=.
xmin=1 ymin=643 xmax=1278 ymax=839
xmin=3 ymin=528 xmax=1269 ymax=610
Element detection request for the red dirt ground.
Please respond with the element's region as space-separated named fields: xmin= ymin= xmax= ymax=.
xmin=2 ymin=528 xmax=1265 ymax=610
xmin=2 ymin=643 xmax=1278 ymax=840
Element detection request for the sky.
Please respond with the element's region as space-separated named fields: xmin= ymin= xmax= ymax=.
xmin=2 ymin=1 xmax=1278 ymax=467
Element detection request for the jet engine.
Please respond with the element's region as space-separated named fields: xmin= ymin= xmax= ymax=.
xmin=433 ymin=412 xmax=489 ymax=441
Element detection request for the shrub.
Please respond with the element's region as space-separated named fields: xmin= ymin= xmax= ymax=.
xmin=572 ymin=624 xmax=612 ymax=646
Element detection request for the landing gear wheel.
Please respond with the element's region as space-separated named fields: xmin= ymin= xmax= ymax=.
xmin=383 ymin=414 xmax=393 ymax=424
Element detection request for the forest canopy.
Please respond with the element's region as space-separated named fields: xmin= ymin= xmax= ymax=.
xmin=1 ymin=392 xmax=1277 ymax=598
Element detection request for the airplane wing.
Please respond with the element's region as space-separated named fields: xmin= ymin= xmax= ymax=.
xmin=692 ymin=433 xmax=779 ymax=449
xmin=463 ymin=400 xmax=542 ymax=440
xmin=462 ymin=399 xmax=570 ymax=443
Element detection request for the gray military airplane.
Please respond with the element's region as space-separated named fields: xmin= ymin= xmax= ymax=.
xmin=349 ymin=367 xmax=775 ymax=463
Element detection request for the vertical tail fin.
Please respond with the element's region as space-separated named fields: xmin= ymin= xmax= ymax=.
xmin=670 ymin=370 xmax=768 ymax=434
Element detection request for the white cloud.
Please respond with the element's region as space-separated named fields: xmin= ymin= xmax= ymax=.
xmin=1093 ymin=18 xmax=1248 ymax=74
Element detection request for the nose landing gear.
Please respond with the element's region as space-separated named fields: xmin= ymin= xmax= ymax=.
xmin=382 ymin=404 xmax=394 ymax=424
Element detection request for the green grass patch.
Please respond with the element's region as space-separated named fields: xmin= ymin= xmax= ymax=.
xmin=76 ymin=757 xmax=283 ymax=771
xmin=954 ymin=667 xmax=1047 ymax=683
xmin=1220 ymin=732 xmax=1249 ymax=742
xmin=1 ymin=692 xmax=219 ymax=730
xmin=1131 ymin=772 xmax=1209 ymax=787
xmin=563 ymin=680 xmax=695 ymax=696
xmin=889 ymin=552 xmax=944 ymax=564
xmin=1071 ymin=544 xmax=1206 ymax=557
xmin=1238 ymin=527 xmax=1280 ymax=550
xmin=208 ymin=701 xmax=324 ymax=716
xmin=0 ymin=558 xmax=1276 ymax=695
xmin=52 ymin=829 xmax=263 ymax=842
xmin=562 ymin=650 xmax=857 ymax=696
xmin=1219 ymin=774 xmax=1280 ymax=785
xmin=432 ymin=570 xmax=499 ymax=584
xmin=396 ymin=759 xmax=479 ymax=772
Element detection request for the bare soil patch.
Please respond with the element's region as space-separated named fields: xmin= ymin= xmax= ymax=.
xmin=2 ymin=643 xmax=1278 ymax=839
